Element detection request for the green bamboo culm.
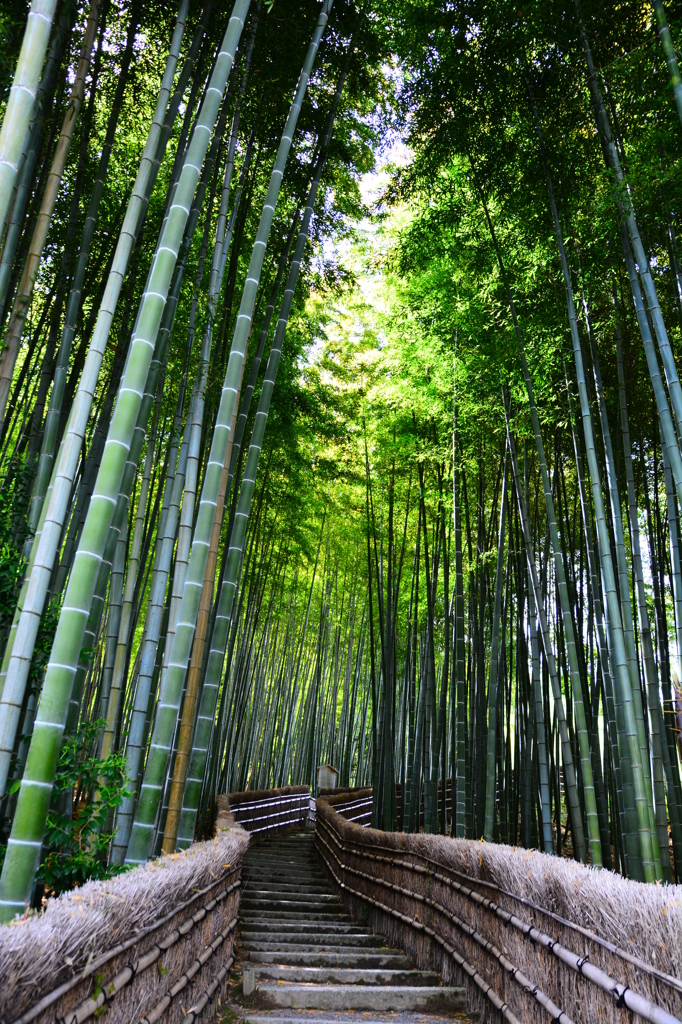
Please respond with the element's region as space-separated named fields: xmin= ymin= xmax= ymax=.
xmin=0 ymin=0 xmax=249 ymax=919
xmin=614 ymin=292 xmax=675 ymax=880
xmin=473 ymin=167 xmax=595 ymax=863
xmin=25 ymin=3 xmax=141 ymax=558
xmin=542 ymin=139 xmax=657 ymax=880
xmin=588 ymin=321 xmax=663 ymax=879
xmin=0 ymin=0 xmax=59 ymax=248
xmin=0 ymin=0 xmax=190 ymax=804
xmin=503 ymin=395 xmax=584 ymax=859
xmin=578 ymin=9 xmax=682 ymax=449
xmin=176 ymin=62 xmax=350 ymax=844
xmin=107 ymin=66 xmax=250 ymax=860
xmin=125 ymin=0 xmax=334 ymax=867
xmin=483 ymin=449 xmax=507 ymax=843
xmin=0 ymin=0 xmax=103 ymax=428
xmin=0 ymin=1 xmax=73 ymax=321
xmin=652 ymin=0 xmax=682 ymax=127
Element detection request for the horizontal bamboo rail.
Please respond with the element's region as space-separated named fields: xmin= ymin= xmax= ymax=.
xmin=5 ymin=785 xmax=323 ymax=1024
xmin=316 ymin=795 xmax=682 ymax=1024
xmin=224 ymin=784 xmax=313 ymax=833
xmin=328 ymin=786 xmax=682 ymax=997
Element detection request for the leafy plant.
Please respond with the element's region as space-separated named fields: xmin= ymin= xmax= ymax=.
xmin=36 ymin=720 xmax=131 ymax=895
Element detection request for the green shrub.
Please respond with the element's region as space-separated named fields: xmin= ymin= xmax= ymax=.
xmin=36 ymin=720 xmax=131 ymax=894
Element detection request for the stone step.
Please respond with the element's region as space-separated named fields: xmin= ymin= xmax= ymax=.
xmin=247 ymin=850 xmax=317 ymax=857
xmin=246 ymin=864 xmax=319 ymax=871
xmin=243 ymin=890 xmax=340 ymax=903
xmin=241 ymin=908 xmax=342 ymax=921
xmin=242 ymin=920 xmax=368 ymax=935
xmin=241 ymin=931 xmax=385 ymax=948
xmin=244 ymin=869 xmax=326 ymax=878
xmin=246 ymin=854 xmax=319 ymax=861
xmin=246 ymin=866 xmax=321 ymax=875
xmin=241 ymin=892 xmax=339 ymax=901
xmin=242 ymin=941 xmax=396 ymax=955
xmin=241 ymin=899 xmax=341 ymax=915
xmin=248 ymin=966 xmax=441 ymax=987
xmin=245 ymin=951 xmax=414 ymax=969
xmin=241 ymin=1014 xmax=468 ymax=1024
xmin=244 ymin=872 xmax=325 ymax=884
xmin=241 ymin=910 xmax=355 ymax=923
xmin=246 ymin=854 xmax=319 ymax=862
xmin=242 ymin=880 xmax=327 ymax=888
xmin=244 ymin=871 xmax=326 ymax=881
xmin=237 ymin=830 xmax=467 ymax=1023
xmin=246 ymin=981 xmax=466 ymax=1013
xmin=243 ymin=881 xmax=330 ymax=893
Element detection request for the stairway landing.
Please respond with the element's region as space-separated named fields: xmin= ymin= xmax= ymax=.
xmin=226 ymin=828 xmax=469 ymax=1024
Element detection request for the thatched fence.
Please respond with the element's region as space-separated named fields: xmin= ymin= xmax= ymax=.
xmin=317 ymin=792 xmax=682 ymax=1024
xmin=226 ymin=784 xmax=312 ymax=834
xmin=0 ymin=786 xmax=313 ymax=1024
xmin=322 ymin=782 xmax=453 ymax=830
xmin=319 ymin=786 xmax=372 ymax=824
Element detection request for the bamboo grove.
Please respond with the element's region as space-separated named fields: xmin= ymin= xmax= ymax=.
xmin=1 ymin=0 xmax=682 ymax=917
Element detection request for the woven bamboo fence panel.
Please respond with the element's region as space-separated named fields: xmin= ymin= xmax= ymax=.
xmin=225 ymin=785 xmax=312 ymax=834
xmin=0 ymin=783 xmax=315 ymax=1024
xmin=317 ymin=793 xmax=682 ymax=1024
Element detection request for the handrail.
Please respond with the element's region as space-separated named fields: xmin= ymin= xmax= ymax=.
xmin=225 ymin=786 xmax=312 ymax=834
xmin=323 ymin=785 xmax=682 ymax=993
xmin=13 ymin=866 xmax=241 ymax=1024
xmin=316 ymin=799 xmax=682 ymax=1024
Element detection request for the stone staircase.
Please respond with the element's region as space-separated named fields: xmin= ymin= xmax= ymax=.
xmin=233 ymin=829 xmax=466 ymax=1022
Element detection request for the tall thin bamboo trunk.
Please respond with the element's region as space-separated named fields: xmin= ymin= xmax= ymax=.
xmin=0 ymin=0 xmax=190 ymax=749
xmin=484 ymin=450 xmax=508 ymax=841
xmin=0 ymin=0 xmax=60 ymax=247
xmin=0 ymin=0 xmax=103 ymax=426
xmin=0 ymin=0 xmax=247 ymax=914
xmin=127 ymin=0 xmax=333 ymax=865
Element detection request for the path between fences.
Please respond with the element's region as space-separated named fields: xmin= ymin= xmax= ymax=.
xmin=0 ymin=784 xmax=680 ymax=1024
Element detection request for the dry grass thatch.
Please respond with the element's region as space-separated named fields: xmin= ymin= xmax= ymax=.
xmin=226 ymin=785 xmax=309 ymax=806
xmin=317 ymin=797 xmax=682 ymax=1024
xmin=0 ymin=817 xmax=249 ymax=1023
xmin=319 ymin=787 xmax=372 ymax=799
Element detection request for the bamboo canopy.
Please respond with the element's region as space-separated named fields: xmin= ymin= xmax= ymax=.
xmin=0 ymin=0 xmax=681 ymax=916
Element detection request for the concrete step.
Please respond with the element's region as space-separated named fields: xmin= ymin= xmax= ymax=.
xmin=246 ymin=981 xmax=466 ymax=1012
xmin=245 ymin=951 xmax=414 ymax=969
xmin=243 ymin=883 xmax=329 ymax=893
xmin=241 ymin=910 xmax=355 ymax=923
xmin=244 ymin=875 xmax=327 ymax=885
xmin=241 ymin=899 xmax=341 ymax=915
xmin=240 ymin=1014 xmax=470 ymax=1024
xmin=249 ymin=966 xmax=441 ymax=987
xmin=242 ymin=941 xmax=397 ymax=955
xmin=241 ymin=931 xmax=386 ymax=948
xmin=243 ymin=890 xmax=340 ymax=904
xmin=238 ymin=830 xmax=468 ymax=1023
xmin=242 ymin=920 xmax=369 ymax=935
